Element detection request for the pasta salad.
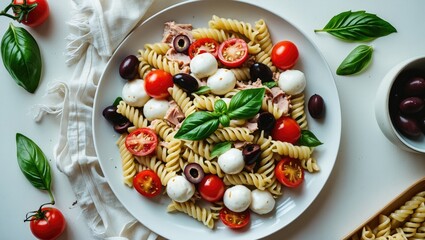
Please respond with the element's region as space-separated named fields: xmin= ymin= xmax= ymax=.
xmin=102 ymin=15 xmax=324 ymax=230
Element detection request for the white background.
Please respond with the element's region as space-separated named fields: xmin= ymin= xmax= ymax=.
xmin=1 ymin=0 xmax=424 ymax=239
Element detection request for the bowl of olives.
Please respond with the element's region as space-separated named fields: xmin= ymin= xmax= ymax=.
xmin=375 ymin=56 xmax=425 ymax=154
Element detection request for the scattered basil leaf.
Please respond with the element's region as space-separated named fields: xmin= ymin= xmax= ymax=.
xmin=337 ymin=44 xmax=373 ymax=75
xmin=263 ymin=81 xmax=277 ymax=88
xmin=194 ymin=86 xmax=211 ymax=95
xmin=16 ymin=133 xmax=55 ymax=202
xmin=113 ymin=97 xmax=123 ymax=106
xmin=1 ymin=23 xmax=42 ymax=93
xmin=298 ymin=130 xmax=323 ymax=147
xmin=314 ymin=10 xmax=397 ymax=42
xmin=228 ymin=88 xmax=265 ymax=120
xmin=219 ymin=114 xmax=230 ymax=127
xmin=214 ymin=99 xmax=228 ymax=115
xmin=210 ymin=141 xmax=232 ymax=158
xmin=175 ymin=111 xmax=220 ymax=140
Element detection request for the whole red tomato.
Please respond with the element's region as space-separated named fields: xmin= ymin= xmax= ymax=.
xmin=271 ymin=116 xmax=301 ymax=144
xmin=271 ymin=40 xmax=299 ymax=70
xmin=144 ymin=69 xmax=174 ymax=99
xmin=198 ymin=174 xmax=225 ymax=202
xmin=13 ymin=0 xmax=50 ymax=27
xmin=29 ymin=207 xmax=66 ymax=240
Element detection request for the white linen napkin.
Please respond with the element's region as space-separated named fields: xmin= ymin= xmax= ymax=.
xmin=33 ymin=0 xmax=158 ymax=239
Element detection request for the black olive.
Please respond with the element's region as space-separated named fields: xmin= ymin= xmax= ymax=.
xmin=114 ymin=120 xmax=132 ymax=134
xmin=403 ymin=75 xmax=425 ymax=97
xmin=394 ymin=114 xmax=422 ymax=138
xmin=184 ymin=163 xmax=205 ymax=184
xmin=119 ymin=55 xmax=139 ymax=80
xmin=173 ymin=73 xmax=199 ymax=93
xmin=173 ymin=34 xmax=191 ymax=54
xmin=102 ymin=105 xmax=127 ymax=125
xmin=399 ymin=97 xmax=424 ymax=115
xmin=242 ymin=144 xmax=261 ymax=165
xmin=308 ymin=94 xmax=325 ymax=119
xmin=257 ymin=112 xmax=276 ymax=132
xmin=250 ymin=62 xmax=273 ymax=83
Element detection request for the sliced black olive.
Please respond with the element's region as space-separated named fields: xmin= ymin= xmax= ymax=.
xmin=257 ymin=112 xmax=276 ymax=133
xmin=184 ymin=163 xmax=205 ymax=184
xmin=119 ymin=55 xmax=139 ymax=80
xmin=114 ymin=120 xmax=132 ymax=134
xmin=173 ymin=73 xmax=199 ymax=93
xmin=242 ymin=144 xmax=261 ymax=165
xmin=173 ymin=34 xmax=191 ymax=53
xmin=102 ymin=105 xmax=127 ymax=125
xmin=250 ymin=62 xmax=273 ymax=83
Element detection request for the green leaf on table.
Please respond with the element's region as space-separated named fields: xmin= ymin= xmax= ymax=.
xmin=314 ymin=10 xmax=397 ymax=41
xmin=1 ymin=23 xmax=42 ymax=93
xmin=337 ymin=45 xmax=373 ymax=75
xmin=16 ymin=133 xmax=54 ymax=202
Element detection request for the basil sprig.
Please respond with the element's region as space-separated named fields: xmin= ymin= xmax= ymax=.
xmin=175 ymin=88 xmax=265 ymax=140
xmin=337 ymin=45 xmax=373 ymax=75
xmin=16 ymin=133 xmax=55 ymax=203
xmin=314 ymin=10 xmax=397 ymax=42
xmin=1 ymin=23 xmax=42 ymax=93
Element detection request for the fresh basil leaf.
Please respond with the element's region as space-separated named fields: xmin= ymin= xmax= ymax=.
xmin=219 ymin=114 xmax=230 ymax=127
xmin=1 ymin=23 xmax=42 ymax=93
xmin=214 ymin=99 xmax=228 ymax=114
xmin=194 ymin=86 xmax=211 ymax=95
xmin=337 ymin=45 xmax=373 ymax=75
xmin=16 ymin=133 xmax=54 ymax=201
xmin=263 ymin=81 xmax=277 ymax=89
xmin=210 ymin=141 xmax=232 ymax=158
xmin=314 ymin=10 xmax=397 ymax=41
xmin=113 ymin=97 xmax=123 ymax=106
xmin=228 ymin=88 xmax=265 ymax=120
xmin=175 ymin=111 xmax=220 ymax=140
xmin=298 ymin=130 xmax=323 ymax=147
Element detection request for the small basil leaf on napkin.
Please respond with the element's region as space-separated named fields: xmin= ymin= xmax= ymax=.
xmin=228 ymin=88 xmax=265 ymax=119
xmin=175 ymin=111 xmax=220 ymax=141
xmin=210 ymin=141 xmax=232 ymax=158
xmin=1 ymin=23 xmax=42 ymax=93
xmin=337 ymin=45 xmax=373 ymax=75
xmin=315 ymin=10 xmax=397 ymax=42
xmin=16 ymin=133 xmax=55 ymax=203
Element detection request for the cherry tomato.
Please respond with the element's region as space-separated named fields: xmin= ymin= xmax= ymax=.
xmin=144 ymin=69 xmax=173 ymax=99
xmin=125 ymin=128 xmax=158 ymax=156
xmin=275 ymin=157 xmax=304 ymax=188
xmin=219 ymin=207 xmax=250 ymax=229
xmin=188 ymin=38 xmax=219 ymax=59
xmin=218 ymin=38 xmax=249 ymax=68
xmin=198 ymin=174 xmax=225 ymax=202
xmin=133 ymin=170 xmax=162 ymax=198
xmin=13 ymin=0 xmax=50 ymax=28
xmin=29 ymin=207 xmax=66 ymax=240
xmin=271 ymin=40 xmax=299 ymax=70
xmin=271 ymin=116 xmax=301 ymax=144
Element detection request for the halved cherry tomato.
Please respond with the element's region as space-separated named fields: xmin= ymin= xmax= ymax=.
xmin=271 ymin=116 xmax=301 ymax=144
xmin=144 ymin=69 xmax=173 ymax=99
xmin=219 ymin=207 xmax=250 ymax=229
xmin=133 ymin=170 xmax=162 ymax=197
xmin=29 ymin=207 xmax=66 ymax=240
xmin=125 ymin=128 xmax=158 ymax=156
xmin=197 ymin=174 xmax=225 ymax=202
xmin=275 ymin=157 xmax=304 ymax=188
xmin=188 ymin=38 xmax=219 ymax=58
xmin=218 ymin=38 xmax=249 ymax=68
xmin=271 ymin=40 xmax=299 ymax=70
xmin=13 ymin=0 xmax=50 ymax=28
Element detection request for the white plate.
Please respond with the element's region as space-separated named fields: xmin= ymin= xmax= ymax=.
xmin=93 ymin=1 xmax=341 ymax=239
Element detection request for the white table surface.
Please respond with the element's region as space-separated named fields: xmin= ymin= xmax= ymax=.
xmin=1 ymin=0 xmax=425 ymax=239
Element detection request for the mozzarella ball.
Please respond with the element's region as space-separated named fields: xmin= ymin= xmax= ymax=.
xmin=217 ymin=148 xmax=244 ymax=174
xmin=166 ymin=175 xmax=195 ymax=203
xmin=223 ymin=185 xmax=252 ymax=212
xmin=278 ymin=69 xmax=306 ymax=95
xmin=143 ymin=98 xmax=170 ymax=121
xmin=249 ymin=189 xmax=275 ymax=215
xmin=122 ymin=79 xmax=150 ymax=107
xmin=207 ymin=68 xmax=236 ymax=95
xmin=190 ymin=53 xmax=218 ymax=78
